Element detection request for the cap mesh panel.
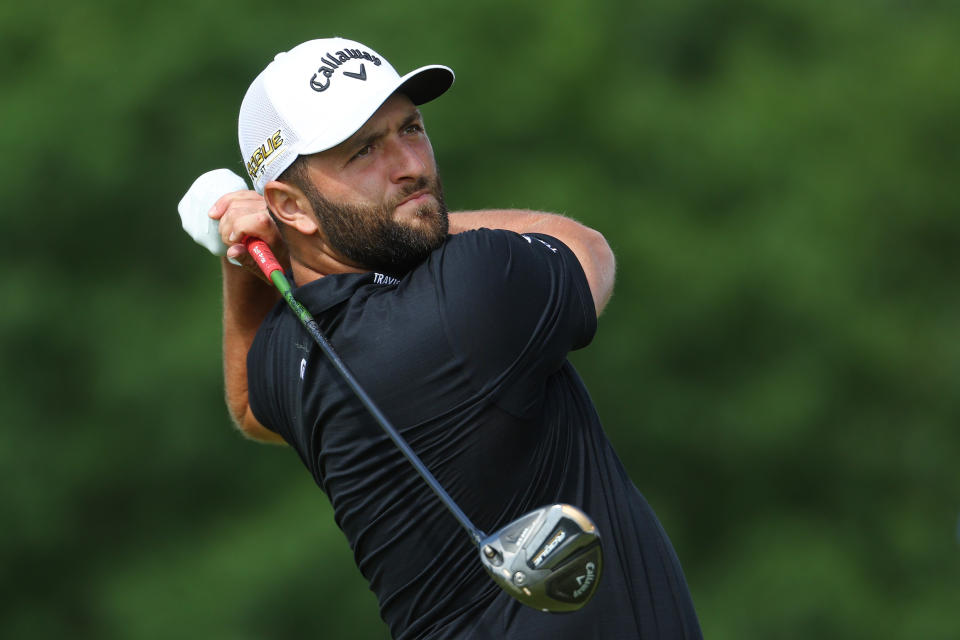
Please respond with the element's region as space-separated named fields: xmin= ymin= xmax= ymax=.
xmin=239 ymin=77 xmax=300 ymax=192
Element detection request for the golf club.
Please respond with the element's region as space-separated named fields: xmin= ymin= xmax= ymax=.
xmin=243 ymin=236 xmax=603 ymax=612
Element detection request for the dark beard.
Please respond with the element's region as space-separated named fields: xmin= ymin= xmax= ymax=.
xmin=302 ymin=175 xmax=449 ymax=277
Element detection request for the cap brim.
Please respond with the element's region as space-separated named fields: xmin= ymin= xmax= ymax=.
xmin=397 ymin=65 xmax=455 ymax=105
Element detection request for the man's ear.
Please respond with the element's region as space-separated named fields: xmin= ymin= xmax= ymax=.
xmin=263 ymin=180 xmax=319 ymax=236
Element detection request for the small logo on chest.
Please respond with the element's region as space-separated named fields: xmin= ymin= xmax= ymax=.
xmin=373 ymin=272 xmax=400 ymax=286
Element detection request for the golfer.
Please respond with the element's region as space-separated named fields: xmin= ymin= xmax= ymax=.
xmin=213 ymin=37 xmax=702 ymax=639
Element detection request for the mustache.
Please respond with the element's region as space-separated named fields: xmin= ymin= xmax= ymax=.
xmin=391 ymin=176 xmax=439 ymax=208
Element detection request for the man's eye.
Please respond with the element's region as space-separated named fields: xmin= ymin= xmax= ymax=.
xmin=353 ymin=145 xmax=373 ymax=160
xmin=404 ymin=124 xmax=424 ymax=135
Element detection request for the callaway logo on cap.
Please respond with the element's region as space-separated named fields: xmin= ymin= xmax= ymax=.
xmin=308 ymin=46 xmax=382 ymax=92
xmin=238 ymin=37 xmax=455 ymax=193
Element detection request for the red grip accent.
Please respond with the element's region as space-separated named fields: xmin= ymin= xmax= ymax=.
xmin=244 ymin=237 xmax=282 ymax=278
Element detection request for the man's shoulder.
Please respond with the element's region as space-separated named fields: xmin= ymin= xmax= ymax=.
xmin=440 ymin=227 xmax=533 ymax=254
xmin=434 ymin=227 xmax=572 ymax=279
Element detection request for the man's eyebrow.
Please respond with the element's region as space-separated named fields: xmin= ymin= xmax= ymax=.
xmin=347 ymin=109 xmax=423 ymax=153
xmin=400 ymin=109 xmax=424 ymax=129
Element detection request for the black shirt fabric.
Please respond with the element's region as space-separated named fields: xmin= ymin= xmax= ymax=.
xmin=248 ymin=229 xmax=702 ymax=639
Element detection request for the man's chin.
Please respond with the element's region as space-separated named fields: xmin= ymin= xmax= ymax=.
xmin=395 ymin=193 xmax=439 ymax=220
xmin=396 ymin=201 xmax=448 ymax=238
xmin=419 ymin=207 xmax=449 ymax=245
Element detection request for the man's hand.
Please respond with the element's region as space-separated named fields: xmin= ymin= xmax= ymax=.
xmin=209 ymin=190 xmax=290 ymax=284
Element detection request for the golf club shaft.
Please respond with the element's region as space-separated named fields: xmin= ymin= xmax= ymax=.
xmin=243 ymin=237 xmax=485 ymax=545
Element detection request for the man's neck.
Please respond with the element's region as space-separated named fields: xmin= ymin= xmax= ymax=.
xmin=290 ymin=254 xmax=367 ymax=286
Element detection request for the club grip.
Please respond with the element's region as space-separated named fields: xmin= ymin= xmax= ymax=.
xmin=244 ymin=237 xmax=283 ymax=278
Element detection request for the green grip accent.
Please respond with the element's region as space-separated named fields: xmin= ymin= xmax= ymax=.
xmin=269 ymin=269 xmax=291 ymax=295
xmin=270 ymin=270 xmax=316 ymax=327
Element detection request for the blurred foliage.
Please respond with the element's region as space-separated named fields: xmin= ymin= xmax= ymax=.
xmin=2 ymin=0 xmax=958 ymax=638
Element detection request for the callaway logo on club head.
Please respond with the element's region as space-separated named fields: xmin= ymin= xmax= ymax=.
xmin=572 ymin=562 xmax=597 ymax=598
xmin=309 ymin=48 xmax=382 ymax=92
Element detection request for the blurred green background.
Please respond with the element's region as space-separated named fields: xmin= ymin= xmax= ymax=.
xmin=2 ymin=0 xmax=957 ymax=638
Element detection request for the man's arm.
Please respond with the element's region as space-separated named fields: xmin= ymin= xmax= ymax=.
xmin=448 ymin=210 xmax=615 ymax=316
xmin=220 ymin=258 xmax=285 ymax=443
xmin=211 ymin=190 xmax=287 ymax=444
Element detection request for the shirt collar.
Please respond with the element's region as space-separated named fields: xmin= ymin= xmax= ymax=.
xmin=292 ymin=271 xmax=400 ymax=315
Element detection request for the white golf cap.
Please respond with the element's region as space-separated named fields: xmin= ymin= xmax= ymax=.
xmin=238 ymin=37 xmax=454 ymax=193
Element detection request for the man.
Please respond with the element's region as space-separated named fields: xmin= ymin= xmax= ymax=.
xmin=210 ymin=37 xmax=701 ymax=639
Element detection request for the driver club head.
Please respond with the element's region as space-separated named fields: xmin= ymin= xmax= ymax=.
xmin=479 ymin=504 xmax=602 ymax=613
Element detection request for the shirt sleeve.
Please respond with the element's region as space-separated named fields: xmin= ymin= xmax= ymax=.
xmin=246 ymin=303 xmax=291 ymax=441
xmin=433 ymin=228 xmax=597 ymax=418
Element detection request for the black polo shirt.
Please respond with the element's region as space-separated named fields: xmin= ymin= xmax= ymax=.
xmin=248 ymin=229 xmax=701 ymax=639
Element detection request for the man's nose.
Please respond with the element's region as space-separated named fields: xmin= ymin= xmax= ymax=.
xmin=387 ymin=139 xmax=429 ymax=183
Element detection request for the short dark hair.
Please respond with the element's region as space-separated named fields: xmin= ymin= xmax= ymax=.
xmin=277 ymin=156 xmax=310 ymax=194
